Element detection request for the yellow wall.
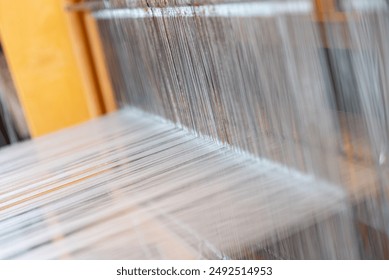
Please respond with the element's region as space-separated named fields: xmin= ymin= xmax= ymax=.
xmin=0 ymin=0 xmax=99 ymax=137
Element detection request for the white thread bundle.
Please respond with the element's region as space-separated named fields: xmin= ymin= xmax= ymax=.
xmin=97 ymin=0 xmax=341 ymax=183
xmin=92 ymin=0 xmax=389 ymax=258
xmin=0 ymin=109 xmax=356 ymax=259
xmin=1 ymin=0 xmax=388 ymax=259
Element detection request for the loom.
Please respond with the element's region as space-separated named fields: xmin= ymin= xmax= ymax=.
xmin=0 ymin=0 xmax=388 ymax=259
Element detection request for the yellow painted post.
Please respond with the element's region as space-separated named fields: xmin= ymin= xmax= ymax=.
xmin=0 ymin=0 xmax=101 ymax=137
xmin=314 ymin=0 xmax=346 ymax=22
xmin=62 ymin=0 xmax=105 ymax=117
